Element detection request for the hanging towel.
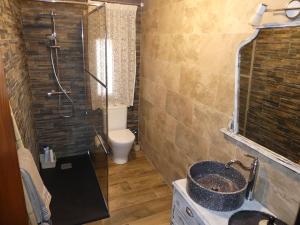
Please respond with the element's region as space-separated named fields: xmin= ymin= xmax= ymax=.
xmin=22 ymin=179 xmax=38 ymax=225
xmin=18 ymin=147 xmax=52 ymax=224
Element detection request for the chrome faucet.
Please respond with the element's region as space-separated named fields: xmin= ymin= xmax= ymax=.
xmin=225 ymin=154 xmax=259 ymax=201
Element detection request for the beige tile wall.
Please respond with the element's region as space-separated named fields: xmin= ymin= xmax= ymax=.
xmin=140 ymin=0 xmax=300 ymax=224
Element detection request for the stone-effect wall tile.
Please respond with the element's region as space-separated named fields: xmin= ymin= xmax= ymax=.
xmin=0 ymin=0 xmax=38 ymax=163
xmin=192 ymin=102 xmax=230 ymax=137
xmin=214 ymin=72 xmax=235 ymax=115
xmin=149 ymin=108 xmax=177 ymax=143
xmin=166 ymin=91 xmax=193 ymax=126
xmin=175 ymin=123 xmax=209 ymax=162
xmin=21 ymin=2 xmax=91 ymax=158
xmin=142 ymin=77 xmax=167 ymax=110
xmin=179 ymin=64 xmax=218 ymax=106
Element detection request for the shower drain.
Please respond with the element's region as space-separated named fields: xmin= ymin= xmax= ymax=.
xmin=60 ymin=163 xmax=72 ymax=170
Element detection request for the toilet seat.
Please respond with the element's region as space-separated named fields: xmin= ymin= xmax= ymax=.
xmin=109 ymin=129 xmax=135 ymax=144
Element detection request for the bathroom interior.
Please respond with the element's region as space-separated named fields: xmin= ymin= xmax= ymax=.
xmin=0 ymin=0 xmax=300 ymax=225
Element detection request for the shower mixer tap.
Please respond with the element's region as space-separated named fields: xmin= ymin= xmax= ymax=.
xmin=42 ymin=9 xmax=74 ymax=118
xmin=47 ymin=90 xmax=71 ymax=97
xmin=49 ymin=45 xmax=61 ymax=49
xmin=47 ymin=32 xmax=57 ymax=41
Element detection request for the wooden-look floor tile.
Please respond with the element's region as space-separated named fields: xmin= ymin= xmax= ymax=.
xmin=86 ymin=151 xmax=172 ymax=225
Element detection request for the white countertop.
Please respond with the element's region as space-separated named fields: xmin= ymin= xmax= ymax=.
xmin=173 ymin=179 xmax=273 ymax=225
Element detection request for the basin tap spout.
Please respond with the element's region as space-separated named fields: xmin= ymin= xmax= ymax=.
xmin=225 ymin=160 xmax=251 ymax=170
xmin=225 ymin=154 xmax=259 ymax=201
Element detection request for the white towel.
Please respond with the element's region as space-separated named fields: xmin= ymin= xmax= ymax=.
xmin=18 ymin=147 xmax=52 ymax=223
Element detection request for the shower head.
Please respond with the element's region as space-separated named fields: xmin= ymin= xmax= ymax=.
xmin=249 ymin=3 xmax=268 ymax=27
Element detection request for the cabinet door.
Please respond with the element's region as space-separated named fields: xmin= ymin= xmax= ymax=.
xmin=172 ymin=190 xmax=206 ymax=225
xmin=171 ymin=220 xmax=178 ymax=225
xmin=0 ymin=58 xmax=28 ymax=225
xmin=173 ymin=208 xmax=191 ymax=225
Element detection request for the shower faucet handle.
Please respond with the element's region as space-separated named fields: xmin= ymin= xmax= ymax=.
xmin=49 ymin=45 xmax=61 ymax=49
xmin=47 ymin=90 xmax=71 ymax=97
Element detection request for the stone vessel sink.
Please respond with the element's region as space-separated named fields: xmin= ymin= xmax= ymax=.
xmin=187 ymin=161 xmax=247 ymax=211
xmin=229 ymin=210 xmax=288 ymax=225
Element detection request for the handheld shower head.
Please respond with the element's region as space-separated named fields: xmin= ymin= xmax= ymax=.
xmin=249 ymin=3 xmax=268 ymax=27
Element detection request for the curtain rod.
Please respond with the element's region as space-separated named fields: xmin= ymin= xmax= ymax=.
xmin=31 ymin=0 xmax=143 ymax=7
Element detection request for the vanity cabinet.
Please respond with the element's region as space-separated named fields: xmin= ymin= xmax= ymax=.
xmin=171 ymin=179 xmax=272 ymax=225
xmin=171 ymin=188 xmax=205 ymax=225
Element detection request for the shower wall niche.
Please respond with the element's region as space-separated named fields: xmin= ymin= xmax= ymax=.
xmin=21 ymin=1 xmax=92 ymax=157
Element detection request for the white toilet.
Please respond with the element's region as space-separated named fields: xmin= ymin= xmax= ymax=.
xmin=107 ymin=105 xmax=135 ymax=164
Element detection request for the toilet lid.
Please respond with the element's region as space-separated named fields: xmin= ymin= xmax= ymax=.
xmin=109 ymin=129 xmax=135 ymax=143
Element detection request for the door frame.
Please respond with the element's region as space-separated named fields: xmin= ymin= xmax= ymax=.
xmin=0 ymin=58 xmax=28 ymax=225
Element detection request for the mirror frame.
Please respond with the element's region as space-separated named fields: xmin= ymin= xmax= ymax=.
xmin=231 ymin=21 xmax=300 ymax=174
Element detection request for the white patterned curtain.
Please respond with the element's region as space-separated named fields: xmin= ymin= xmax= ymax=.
xmin=88 ymin=6 xmax=106 ymax=110
xmin=88 ymin=3 xmax=137 ymax=109
xmin=106 ymin=3 xmax=137 ymax=106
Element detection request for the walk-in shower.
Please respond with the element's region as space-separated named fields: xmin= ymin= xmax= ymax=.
xmin=22 ymin=2 xmax=111 ymax=223
xmin=40 ymin=10 xmax=74 ymax=118
xmin=22 ymin=0 xmax=139 ymax=223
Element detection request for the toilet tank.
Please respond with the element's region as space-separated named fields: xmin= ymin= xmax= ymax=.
xmin=107 ymin=105 xmax=128 ymax=131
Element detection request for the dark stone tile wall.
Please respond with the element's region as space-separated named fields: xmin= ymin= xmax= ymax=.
xmin=21 ymin=1 xmax=93 ymax=158
xmin=0 ymin=0 xmax=38 ymax=163
xmin=128 ymin=6 xmax=141 ymax=138
xmin=239 ymin=27 xmax=300 ymax=164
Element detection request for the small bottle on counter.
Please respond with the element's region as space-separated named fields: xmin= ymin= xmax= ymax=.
xmin=43 ymin=145 xmax=50 ymax=163
xmin=49 ymin=149 xmax=55 ymax=163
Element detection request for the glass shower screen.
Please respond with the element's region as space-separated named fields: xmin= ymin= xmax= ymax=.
xmin=82 ymin=4 xmax=110 ymax=206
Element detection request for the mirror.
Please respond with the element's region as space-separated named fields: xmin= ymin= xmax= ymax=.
xmin=237 ymin=26 xmax=300 ymax=165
